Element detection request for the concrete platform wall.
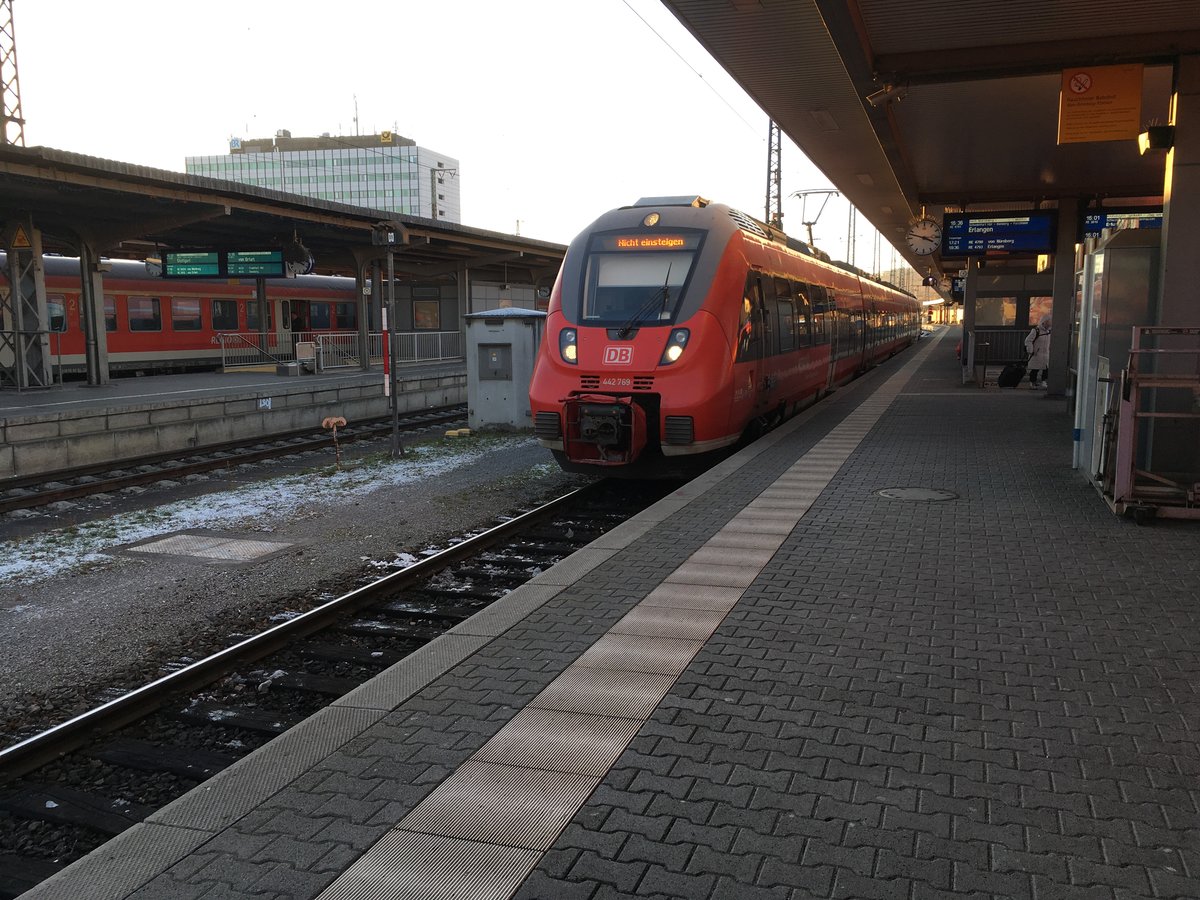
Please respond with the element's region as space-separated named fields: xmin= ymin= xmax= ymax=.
xmin=0 ymin=373 xmax=466 ymax=479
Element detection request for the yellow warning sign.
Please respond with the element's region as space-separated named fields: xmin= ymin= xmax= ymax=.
xmin=1058 ymin=64 xmax=1144 ymax=144
xmin=10 ymin=226 xmax=31 ymax=249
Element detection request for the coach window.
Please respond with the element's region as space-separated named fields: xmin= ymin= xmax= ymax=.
xmin=172 ymin=298 xmax=203 ymax=331
xmin=792 ymin=283 xmax=812 ymax=349
xmin=246 ymin=302 xmax=271 ymax=331
xmin=47 ymin=295 xmax=68 ymax=332
xmin=104 ymin=295 xmax=117 ymax=332
xmin=129 ymin=297 xmax=162 ymax=332
xmin=212 ymin=299 xmax=239 ymax=331
xmin=309 ymin=302 xmax=331 ymax=329
xmin=774 ymin=278 xmax=795 ymax=353
xmin=335 ymin=303 xmax=356 ymax=329
xmin=809 ymin=285 xmax=830 ymax=345
xmin=736 ymin=275 xmax=763 ymax=362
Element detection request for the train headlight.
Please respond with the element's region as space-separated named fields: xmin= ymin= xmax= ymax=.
xmin=659 ymin=328 xmax=690 ymax=365
xmin=559 ymin=327 xmax=578 ymax=364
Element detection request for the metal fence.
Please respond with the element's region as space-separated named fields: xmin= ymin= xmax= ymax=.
xmin=394 ymin=331 xmax=463 ymax=364
xmin=218 ymin=330 xmax=464 ymax=371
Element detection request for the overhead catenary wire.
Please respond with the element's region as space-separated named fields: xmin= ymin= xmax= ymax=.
xmin=620 ymin=0 xmax=761 ymax=138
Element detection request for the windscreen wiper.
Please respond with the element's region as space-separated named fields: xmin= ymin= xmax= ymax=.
xmin=616 ymin=264 xmax=672 ymax=339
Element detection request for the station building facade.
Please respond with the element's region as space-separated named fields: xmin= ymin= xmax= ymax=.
xmin=185 ymin=131 xmax=461 ymax=223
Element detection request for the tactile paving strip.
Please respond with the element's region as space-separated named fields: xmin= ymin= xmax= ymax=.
xmin=397 ymin=760 xmax=600 ymax=851
xmin=317 ymin=340 xmax=939 ymax=900
xmin=319 ymin=830 xmax=540 ymax=900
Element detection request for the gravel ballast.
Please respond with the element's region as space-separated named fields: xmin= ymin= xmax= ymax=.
xmin=0 ymin=433 xmax=589 ymax=746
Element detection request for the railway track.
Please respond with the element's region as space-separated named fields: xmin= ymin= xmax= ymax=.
xmin=0 ymin=478 xmax=672 ymax=899
xmin=0 ymin=404 xmax=467 ymax=516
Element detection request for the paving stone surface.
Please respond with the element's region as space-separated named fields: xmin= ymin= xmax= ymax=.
xmin=35 ymin=335 xmax=1200 ymax=900
xmin=511 ymin=344 xmax=1200 ymax=900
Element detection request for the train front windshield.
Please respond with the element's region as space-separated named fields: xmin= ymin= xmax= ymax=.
xmin=579 ymin=231 xmax=702 ymax=327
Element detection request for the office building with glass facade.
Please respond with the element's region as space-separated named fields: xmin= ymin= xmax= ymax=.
xmin=185 ymin=131 xmax=461 ymax=222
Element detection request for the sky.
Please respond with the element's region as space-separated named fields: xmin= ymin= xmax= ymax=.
xmin=11 ymin=0 xmax=909 ymax=274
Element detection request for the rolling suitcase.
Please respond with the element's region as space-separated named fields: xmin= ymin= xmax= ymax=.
xmin=997 ymin=363 xmax=1026 ymax=388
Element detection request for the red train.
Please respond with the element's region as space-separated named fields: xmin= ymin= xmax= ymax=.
xmin=528 ymin=196 xmax=921 ymax=478
xmin=0 ymin=252 xmax=358 ymax=375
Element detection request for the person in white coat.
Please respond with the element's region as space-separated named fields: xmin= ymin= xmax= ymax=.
xmin=1024 ymin=315 xmax=1051 ymax=389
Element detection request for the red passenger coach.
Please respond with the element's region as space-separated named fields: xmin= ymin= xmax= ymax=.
xmin=0 ymin=253 xmax=358 ymax=376
xmin=528 ymin=196 xmax=921 ymax=478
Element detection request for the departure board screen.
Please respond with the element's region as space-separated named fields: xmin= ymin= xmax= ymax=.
xmin=1083 ymin=209 xmax=1162 ymax=236
xmin=161 ymin=249 xmax=289 ymax=279
xmin=227 ymin=250 xmax=286 ymax=277
xmin=163 ymin=251 xmax=221 ymax=277
xmin=941 ymin=212 xmax=1057 ymax=256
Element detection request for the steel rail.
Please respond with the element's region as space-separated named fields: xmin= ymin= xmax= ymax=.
xmin=0 ymin=406 xmax=467 ymax=514
xmin=0 ymin=483 xmax=594 ymax=782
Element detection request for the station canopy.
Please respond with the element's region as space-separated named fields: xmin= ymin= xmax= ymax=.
xmin=0 ymin=144 xmax=565 ymax=285
xmin=662 ymin=0 xmax=1200 ymax=277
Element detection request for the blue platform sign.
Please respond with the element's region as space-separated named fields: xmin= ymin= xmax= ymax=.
xmin=941 ymin=212 xmax=1057 ymax=256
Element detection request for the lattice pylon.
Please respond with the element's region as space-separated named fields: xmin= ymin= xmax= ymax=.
xmin=1 ymin=0 xmax=26 ymax=147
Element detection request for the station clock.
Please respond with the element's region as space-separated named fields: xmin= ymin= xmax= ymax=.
xmin=905 ymin=217 xmax=943 ymax=256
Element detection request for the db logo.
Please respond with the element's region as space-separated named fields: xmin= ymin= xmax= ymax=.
xmin=603 ymin=346 xmax=633 ymax=365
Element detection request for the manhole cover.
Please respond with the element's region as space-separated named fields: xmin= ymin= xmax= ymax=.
xmin=876 ymin=487 xmax=958 ymax=502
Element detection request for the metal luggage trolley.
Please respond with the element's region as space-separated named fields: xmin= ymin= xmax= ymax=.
xmin=1098 ymin=326 xmax=1200 ymax=522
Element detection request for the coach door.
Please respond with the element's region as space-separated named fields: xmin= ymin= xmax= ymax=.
xmin=738 ymin=274 xmax=774 ymax=412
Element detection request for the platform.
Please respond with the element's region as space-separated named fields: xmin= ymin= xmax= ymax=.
xmin=23 ymin=328 xmax=1200 ymax=900
xmin=0 ymin=362 xmax=467 ymax=480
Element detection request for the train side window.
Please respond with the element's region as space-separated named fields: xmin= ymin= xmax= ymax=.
xmin=774 ymin=279 xmax=795 ymax=353
xmin=104 ymin=295 xmax=117 ymax=332
xmin=735 ymin=274 xmax=763 ymax=363
xmin=792 ymin=282 xmax=812 ymax=349
xmin=309 ymin=302 xmax=331 ymax=329
xmin=171 ymin=298 xmax=203 ymax=331
xmin=758 ymin=276 xmax=775 ymax=356
xmin=211 ymin=299 xmax=239 ymax=331
xmin=335 ymin=302 xmax=356 ymax=329
xmin=808 ymin=284 xmax=830 ymax=345
xmin=245 ymin=301 xmax=271 ymax=331
xmin=47 ymin=295 xmax=68 ymax=332
xmin=129 ymin=297 xmax=162 ymax=332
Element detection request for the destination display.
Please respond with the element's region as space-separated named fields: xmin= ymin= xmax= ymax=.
xmin=162 ymin=251 xmax=220 ymax=277
xmin=1083 ymin=208 xmax=1162 ymax=236
xmin=227 ymin=250 xmax=286 ymax=276
xmin=162 ymin=249 xmax=288 ymax=279
xmin=941 ymin=212 xmax=1057 ymax=256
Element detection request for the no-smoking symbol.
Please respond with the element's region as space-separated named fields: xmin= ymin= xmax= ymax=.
xmin=1069 ymin=72 xmax=1092 ymax=94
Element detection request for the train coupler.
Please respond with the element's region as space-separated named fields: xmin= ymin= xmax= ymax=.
xmin=561 ymin=394 xmax=647 ymax=466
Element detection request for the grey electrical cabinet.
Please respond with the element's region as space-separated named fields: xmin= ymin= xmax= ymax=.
xmin=464 ymin=309 xmax=546 ymax=430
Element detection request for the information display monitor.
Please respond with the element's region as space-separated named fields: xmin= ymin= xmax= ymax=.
xmin=162 ymin=249 xmax=289 ymax=279
xmin=1082 ymin=208 xmax=1162 ymax=237
xmin=941 ymin=212 xmax=1058 ymax=257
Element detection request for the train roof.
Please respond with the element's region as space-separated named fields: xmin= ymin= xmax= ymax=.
xmin=1 ymin=251 xmax=357 ymax=289
xmin=618 ymin=197 xmax=913 ymax=299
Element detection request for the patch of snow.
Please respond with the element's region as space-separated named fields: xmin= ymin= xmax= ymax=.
xmin=0 ymin=439 xmax=536 ymax=587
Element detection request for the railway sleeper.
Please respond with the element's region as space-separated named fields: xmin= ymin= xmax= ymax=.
xmin=376 ymin=599 xmax=479 ymax=621
xmin=451 ymin=566 xmax=533 ymax=586
xmin=88 ymin=737 xmax=236 ymax=780
xmin=299 ymin=643 xmax=407 ymax=668
xmin=262 ymin=672 xmax=362 ymax=697
xmin=340 ymin=619 xmax=445 ymax=642
xmin=172 ymin=702 xmax=301 ymax=735
xmin=0 ymin=783 xmax=151 ymax=835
